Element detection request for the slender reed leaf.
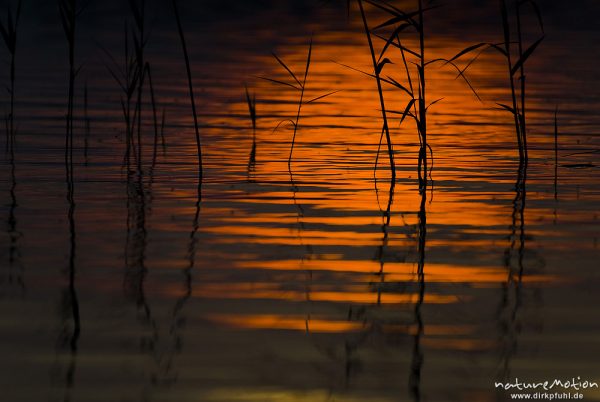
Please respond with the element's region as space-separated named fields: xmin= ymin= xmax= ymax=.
xmin=304 ymin=90 xmax=341 ymax=104
xmin=257 ymin=76 xmax=301 ymax=91
xmin=510 ymin=35 xmax=544 ymax=76
xmin=272 ymin=52 xmax=302 ymax=88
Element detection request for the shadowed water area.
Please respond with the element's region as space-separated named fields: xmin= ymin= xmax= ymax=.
xmin=0 ymin=0 xmax=599 ymax=401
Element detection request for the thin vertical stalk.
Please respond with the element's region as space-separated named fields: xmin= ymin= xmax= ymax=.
xmin=357 ymin=0 xmax=395 ymax=183
xmin=500 ymin=0 xmax=523 ymax=163
xmin=289 ymin=40 xmax=311 ymax=169
xmin=0 ymin=1 xmax=22 ymax=152
xmin=245 ymin=85 xmax=257 ymax=170
xmin=145 ymin=63 xmax=159 ymax=172
xmin=417 ymin=0 xmax=427 ymax=191
xmin=172 ymin=0 xmax=202 ymax=181
xmin=58 ymin=1 xmax=81 ymax=378
xmin=84 ymin=81 xmax=90 ymax=165
xmin=554 ymin=106 xmax=558 ymax=200
xmin=515 ymin=1 xmax=527 ymax=162
xmin=9 ymin=42 xmax=15 ymax=146
xmin=132 ymin=0 xmax=146 ymax=175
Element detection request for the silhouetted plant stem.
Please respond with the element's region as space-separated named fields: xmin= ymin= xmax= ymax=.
xmin=357 ymin=0 xmax=395 ymax=183
xmin=500 ymin=0 xmax=523 ymax=164
xmin=417 ymin=0 xmax=427 ymax=191
xmin=60 ymin=1 xmax=76 ymax=170
xmin=58 ymin=2 xmax=81 ymax=385
xmin=245 ymin=85 xmax=257 ymax=175
xmin=515 ymin=1 xmax=527 ymax=162
xmin=130 ymin=0 xmax=146 ymax=175
xmin=102 ymin=21 xmax=141 ymax=171
xmin=554 ymin=106 xmax=558 ymax=200
xmin=160 ymin=108 xmax=166 ymax=155
xmin=84 ymin=81 xmax=90 ymax=165
xmin=262 ymin=40 xmax=337 ymax=171
xmin=499 ymin=0 xmax=543 ymax=165
xmin=172 ymin=0 xmax=202 ymax=182
xmin=145 ymin=63 xmax=159 ymax=172
xmin=0 ymin=0 xmax=21 ymax=152
xmin=288 ymin=40 xmax=311 ymax=170
xmin=360 ymin=1 xmax=479 ymax=188
xmin=8 ymin=31 xmax=15 ymax=147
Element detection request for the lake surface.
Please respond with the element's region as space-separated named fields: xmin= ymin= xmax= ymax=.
xmin=1 ymin=0 xmax=599 ymax=401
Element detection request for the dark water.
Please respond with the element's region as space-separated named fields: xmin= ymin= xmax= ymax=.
xmin=1 ymin=0 xmax=599 ymax=401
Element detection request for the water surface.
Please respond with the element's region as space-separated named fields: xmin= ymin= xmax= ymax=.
xmin=1 ymin=1 xmax=599 ymax=401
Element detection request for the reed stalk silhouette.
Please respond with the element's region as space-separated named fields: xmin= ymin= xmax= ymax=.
xmin=103 ymin=22 xmax=141 ymax=171
xmin=498 ymin=0 xmax=544 ymax=166
xmin=554 ymin=106 xmax=558 ymax=200
xmin=105 ymin=0 xmax=156 ymax=176
xmin=171 ymin=0 xmax=202 ymax=183
xmin=58 ymin=0 xmax=81 ymax=374
xmin=261 ymin=39 xmax=337 ymax=171
xmin=118 ymin=30 xmax=159 ymax=379
xmin=0 ymin=0 xmax=21 ymax=152
xmin=262 ymin=41 xmax=311 ymax=170
xmin=245 ymin=85 xmax=257 ymax=168
xmin=83 ymin=81 xmax=90 ymax=165
xmin=129 ymin=0 xmax=146 ymax=174
xmin=357 ymin=0 xmax=395 ymax=184
xmin=59 ymin=0 xmax=79 ymax=167
xmin=145 ymin=62 xmax=163 ymax=177
xmin=1 ymin=1 xmax=23 ymax=293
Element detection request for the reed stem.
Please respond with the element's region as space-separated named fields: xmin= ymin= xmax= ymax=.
xmin=417 ymin=0 xmax=427 ymax=191
xmin=289 ymin=41 xmax=311 ymax=168
xmin=515 ymin=0 xmax=527 ymax=162
xmin=500 ymin=0 xmax=524 ymax=164
xmin=172 ymin=0 xmax=202 ymax=181
xmin=357 ymin=0 xmax=395 ymax=183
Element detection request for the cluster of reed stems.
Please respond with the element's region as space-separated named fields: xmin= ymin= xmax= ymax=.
xmin=356 ymin=0 xmax=482 ymax=192
xmin=105 ymin=0 xmax=163 ymax=176
xmin=352 ymin=3 xmax=544 ymax=392
xmin=353 ymin=0 xmax=545 ymax=196
xmin=103 ymin=22 xmax=140 ymax=171
xmin=499 ymin=0 xmax=544 ymax=169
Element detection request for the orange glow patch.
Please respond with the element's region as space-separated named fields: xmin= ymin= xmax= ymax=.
xmin=422 ymin=337 xmax=498 ymax=352
xmin=186 ymin=282 xmax=460 ymax=305
xmin=235 ymin=259 xmax=560 ymax=284
xmin=205 ymin=314 xmax=363 ymax=333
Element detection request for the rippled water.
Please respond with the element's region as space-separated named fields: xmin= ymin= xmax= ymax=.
xmin=1 ymin=1 xmax=599 ymax=401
